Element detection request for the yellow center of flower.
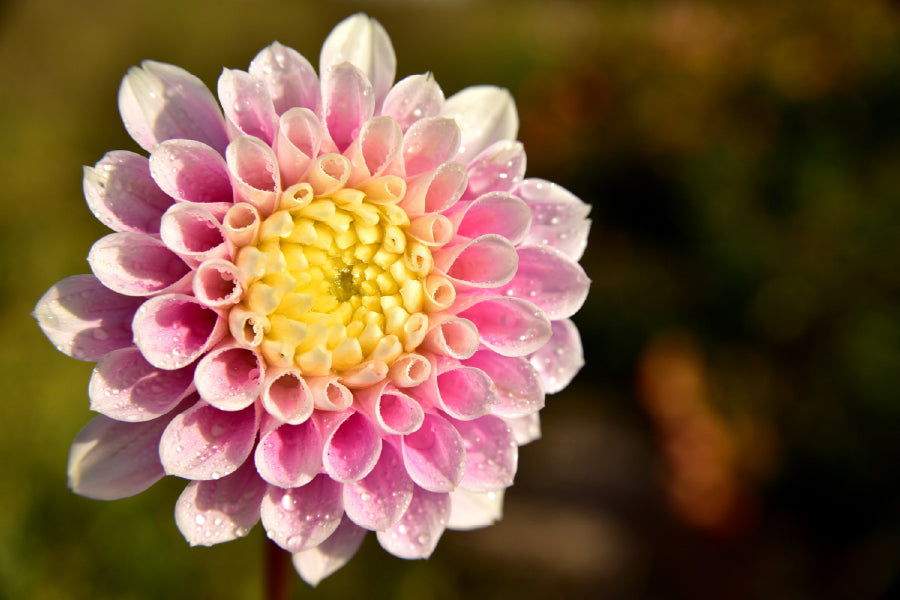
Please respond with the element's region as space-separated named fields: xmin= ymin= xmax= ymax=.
xmin=230 ymin=175 xmax=435 ymax=377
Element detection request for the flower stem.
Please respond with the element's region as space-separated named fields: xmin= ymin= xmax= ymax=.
xmin=265 ymin=537 xmax=292 ymax=600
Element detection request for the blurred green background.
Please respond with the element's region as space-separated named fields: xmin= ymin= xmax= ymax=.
xmin=3 ymin=0 xmax=900 ymax=598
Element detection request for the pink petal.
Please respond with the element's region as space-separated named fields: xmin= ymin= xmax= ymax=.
xmin=402 ymin=116 xmax=461 ymax=177
xmin=132 ymin=293 xmax=225 ymax=370
xmin=260 ymin=475 xmax=344 ymax=553
xmin=432 ymin=365 xmax=497 ymax=420
xmin=67 ymin=412 xmax=176 ymax=500
xmin=149 ymin=139 xmax=233 ymax=204
xmin=401 ymin=413 xmax=466 ymax=493
xmin=118 ymin=60 xmax=228 ymax=154
xmin=495 ymin=245 xmax=590 ymax=319
xmin=464 ymin=140 xmax=526 ymax=199
xmin=517 ymin=178 xmax=591 ymax=260
xmin=528 ymin=318 xmax=585 ymax=394
xmin=453 ymin=415 xmax=517 ymax=492
xmin=292 ymin=518 xmax=366 ymax=587
xmin=307 ymin=376 xmax=354 ymax=411
xmin=345 ymin=115 xmax=403 ymax=184
xmin=194 ymin=343 xmax=264 ymax=411
xmin=503 ymin=413 xmax=541 ymax=445
xmin=376 ymin=487 xmax=450 ymax=559
xmin=382 ymin=73 xmax=445 ymax=133
xmin=449 ymin=191 xmax=532 ymax=245
xmin=321 ymin=62 xmax=375 ymax=153
xmin=400 ymin=160 xmax=466 ymax=215
xmin=218 ymin=68 xmax=279 ymax=145
xmin=343 ymin=442 xmax=414 ymax=530
xmin=433 ymin=234 xmax=518 ymax=289
xmin=447 ymin=489 xmax=504 ymax=530
xmin=320 ymin=13 xmax=396 ymax=111
xmin=458 ymin=296 xmax=551 ymax=357
xmin=442 ymin=85 xmax=518 ymax=164
xmin=174 ymin=459 xmax=267 ymax=546
xmin=193 ymin=258 xmax=245 ymax=308
xmin=250 ymin=42 xmax=320 ymax=115
xmin=159 ymin=203 xmax=229 ymax=268
xmin=421 ymin=316 xmax=479 ymax=360
xmin=275 ymin=108 xmax=322 ymax=186
xmin=84 ymin=151 xmax=173 ymax=234
xmin=89 ymin=347 xmax=194 ymax=422
xmin=370 ymin=386 xmax=425 ymax=435
xmin=254 ymin=419 xmax=322 ymax=488
xmin=88 ymin=232 xmax=191 ymax=296
xmin=34 ymin=275 xmax=142 ymax=361
xmin=261 ymin=369 xmax=314 ymax=425
xmin=159 ymin=400 xmax=258 ymax=480
xmin=226 ymin=135 xmax=281 ymax=215
xmin=322 ymin=411 xmax=382 ymax=483
xmin=465 ymin=350 xmax=544 ymax=418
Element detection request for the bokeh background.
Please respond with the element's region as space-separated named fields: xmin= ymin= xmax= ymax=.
xmin=2 ymin=0 xmax=900 ymax=598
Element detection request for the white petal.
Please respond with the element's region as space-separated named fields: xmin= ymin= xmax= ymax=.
xmin=320 ymin=13 xmax=396 ymax=110
xmin=446 ymin=489 xmax=504 ymax=530
xmin=442 ymin=85 xmax=518 ymax=164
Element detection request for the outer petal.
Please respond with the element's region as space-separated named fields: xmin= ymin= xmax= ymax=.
xmin=528 ymin=318 xmax=585 ymax=394
xmin=432 ymin=234 xmax=518 ymax=289
xmin=194 ymin=343 xmax=264 ymax=411
xmin=149 ymin=139 xmax=233 ymax=204
xmin=503 ymin=413 xmax=541 ymax=445
xmin=495 ymin=245 xmax=590 ymax=320
xmin=448 ymin=191 xmax=532 ymax=245
xmin=260 ymin=475 xmax=344 ymax=553
xmin=320 ymin=62 xmax=375 ymax=153
xmin=320 ymin=13 xmax=396 ymax=111
xmin=402 ymin=116 xmax=461 ymax=177
xmin=343 ymin=443 xmax=414 ymax=531
xmin=517 ymin=178 xmax=591 ymax=260
xmin=34 ymin=275 xmax=142 ymax=361
xmin=464 ymin=140 xmax=526 ymax=199
xmin=454 ymin=415 xmax=517 ymax=492
xmin=292 ymin=518 xmax=366 ymax=587
xmin=159 ymin=400 xmax=258 ymax=480
xmin=465 ymin=350 xmax=545 ymax=419
xmin=322 ymin=411 xmax=382 ymax=483
xmin=88 ymin=232 xmax=191 ymax=296
xmin=250 ymin=42 xmax=320 ymax=115
xmin=84 ymin=151 xmax=173 ymax=234
xmin=89 ymin=347 xmax=194 ymax=422
xmin=376 ymin=487 xmax=450 ymax=559
xmin=118 ymin=60 xmax=228 ymax=154
xmin=442 ymin=85 xmax=518 ymax=164
xmin=218 ymin=68 xmax=279 ymax=145
xmin=401 ymin=413 xmax=466 ymax=493
xmin=382 ymin=73 xmax=445 ymax=133
xmin=67 ymin=412 xmax=175 ymax=500
xmin=457 ymin=296 xmax=551 ymax=357
xmin=174 ymin=459 xmax=267 ymax=546
xmin=446 ymin=489 xmax=504 ymax=530
xmin=254 ymin=419 xmax=322 ymax=488
xmin=132 ymin=293 xmax=225 ymax=370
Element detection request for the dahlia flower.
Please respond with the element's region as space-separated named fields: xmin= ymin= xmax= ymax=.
xmin=34 ymin=13 xmax=590 ymax=585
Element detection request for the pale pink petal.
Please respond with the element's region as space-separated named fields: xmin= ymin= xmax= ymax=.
xmin=84 ymin=151 xmax=173 ymax=234
xmin=432 ymin=365 xmax=496 ymax=420
xmin=194 ymin=343 xmax=264 ymax=411
xmin=89 ymin=347 xmax=194 ymax=422
xmin=88 ymin=232 xmax=191 ymax=296
xmin=402 ymin=117 xmax=461 ymax=177
xmin=465 ymin=350 xmax=544 ymax=418
xmin=68 ymin=412 xmax=175 ymax=500
xmin=449 ymin=191 xmax=532 ymax=245
xmin=517 ymin=178 xmax=591 ymax=259
xmin=442 ymin=85 xmax=518 ymax=164
xmin=464 ymin=140 xmax=526 ymax=199
xmin=261 ymin=369 xmax=314 ymax=425
xmin=174 ymin=460 xmax=267 ymax=546
xmin=193 ymin=258 xmax=245 ymax=308
xmin=454 ymin=415 xmax=517 ymax=492
xmin=495 ymin=245 xmax=590 ymax=319
xmin=250 ymin=42 xmax=320 ymax=115
xmin=33 ymin=275 xmax=142 ymax=361
xmin=382 ymin=73 xmax=445 ymax=132
xmin=343 ymin=443 xmax=414 ymax=531
xmin=292 ymin=518 xmax=366 ymax=587
xmin=376 ymin=487 xmax=450 ymax=559
xmin=118 ymin=60 xmax=228 ymax=154
xmin=275 ymin=108 xmax=322 ymax=186
xmin=307 ymin=376 xmax=354 ymax=411
xmin=421 ymin=316 xmax=479 ymax=360
xmin=260 ymin=476 xmax=343 ymax=553
xmin=149 ymin=139 xmax=233 ymax=204
xmin=159 ymin=400 xmax=257 ymax=480
xmin=218 ymin=69 xmax=279 ymax=145
xmin=458 ymin=296 xmax=551 ymax=357
xmin=401 ymin=413 xmax=466 ymax=493
xmin=528 ymin=318 xmax=585 ymax=394
xmin=387 ymin=353 xmax=432 ymax=388
xmin=159 ymin=203 xmax=229 ymax=268
xmin=323 ymin=411 xmax=382 ymax=483
xmin=320 ymin=13 xmax=396 ymax=111
xmin=370 ymin=387 xmax=425 ymax=435
xmin=226 ymin=135 xmax=281 ymax=215
xmin=254 ymin=419 xmax=322 ymax=488
xmin=446 ymin=489 xmax=504 ymax=530
xmin=400 ymin=160 xmax=466 ymax=215
xmin=132 ymin=293 xmax=225 ymax=370
xmin=345 ymin=115 xmax=403 ymax=184
xmin=321 ymin=62 xmax=375 ymax=153
xmin=433 ymin=234 xmax=518 ymax=289
xmin=503 ymin=413 xmax=542 ymax=445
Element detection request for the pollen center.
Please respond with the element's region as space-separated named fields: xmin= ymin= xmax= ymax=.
xmin=230 ymin=178 xmax=434 ymax=377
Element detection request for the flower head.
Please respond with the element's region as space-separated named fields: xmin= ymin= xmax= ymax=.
xmin=34 ymin=13 xmax=590 ymax=585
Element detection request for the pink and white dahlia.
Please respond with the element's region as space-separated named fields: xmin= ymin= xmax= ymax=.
xmin=34 ymin=14 xmax=590 ymax=585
